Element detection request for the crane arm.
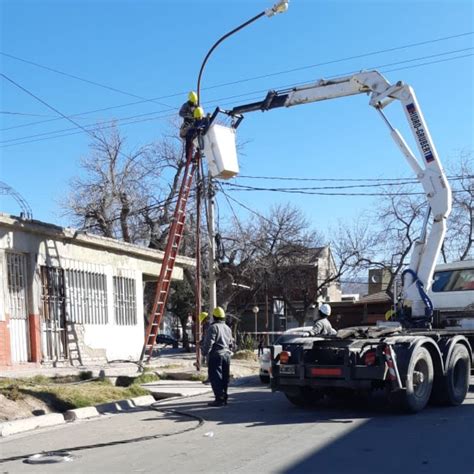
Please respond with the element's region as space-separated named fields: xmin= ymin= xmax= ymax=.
xmin=220 ymin=70 xmax=452 ymax=322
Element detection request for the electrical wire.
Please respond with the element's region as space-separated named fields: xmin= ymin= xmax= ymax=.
xmin=221 ymin=183 xmax=467 ymax=197
xmin=220 ymin=175 xmax=472 ymax=193
xmin=0 ymin=403 xmax=205 ymax=465
xmin=2 ymin=31 xmax=471 ymax=132
xmin=0 ymin=111 xmax=56 ymax=117
xmin=0 ymin=51 xmax=174 ymax=110
xmin=0 ymin=91 xmax=267 ymax=148
xmin=236 ymin=174 xmax=468 ymax=183
xmin=2 ymin=48 xmax=473 ymax=148
xmin=217 ymin=182 xmax=246 ymax=236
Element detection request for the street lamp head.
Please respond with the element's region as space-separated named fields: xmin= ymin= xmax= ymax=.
xmin=252 ymin=306 xmax=260 ymax=314
xmin=265 ymin=0 xmax=289 ymax=17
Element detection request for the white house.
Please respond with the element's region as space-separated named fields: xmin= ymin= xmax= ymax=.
xmin=0 ymin=213 xmax=193 ymax=368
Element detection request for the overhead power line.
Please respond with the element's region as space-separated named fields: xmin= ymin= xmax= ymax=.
xmin=0 ymin=111 xmax=56 ymax=117
xmin=223 ymin=176 xmax=471 ymax=192
xmin=0 ymin=91 xmax=267 ymax=148
xmin=220 ymin=182 xmax=468 ymax=197
xmin=2 ymin=48 xmax=473 ymax=149
xmin=235 ymin=174 xmax=469 ymax=183
xmin=1 ymin=31 xmax=472 ymax=133
xmin=0 ymin=51 xmax=174 ymax=110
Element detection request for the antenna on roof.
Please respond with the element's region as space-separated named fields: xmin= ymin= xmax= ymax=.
xmin=0 ymin=181 xmax=33 ymax=220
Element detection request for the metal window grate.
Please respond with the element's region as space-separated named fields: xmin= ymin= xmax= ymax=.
xmin=6 ymin=252 xmax=28 ymax=320
xmin=65 ymin=269 xmax=108 ymax=324
xmin=113 ymin=276 xmax=137 ymax=326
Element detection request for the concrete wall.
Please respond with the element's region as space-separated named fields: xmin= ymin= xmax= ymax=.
xmin=316 ymin=247 xmax=342 ymax=303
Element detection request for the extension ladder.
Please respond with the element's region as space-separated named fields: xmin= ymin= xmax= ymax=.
xmin=140 ymin=140 xmax=199 ymax=362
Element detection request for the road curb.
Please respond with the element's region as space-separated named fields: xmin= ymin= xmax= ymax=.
xmin=1 ymin=395 xmax=157 ymax=437
xmin=63 ymin=406 xmax=100 ymax=421
xmin=0 ymin=413 xmax=65 ymax=437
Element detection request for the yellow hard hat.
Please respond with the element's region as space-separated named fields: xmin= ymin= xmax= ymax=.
xmin=193 ymin=106 xmax=204 ymax=119
xmin=188 ymin=91 xmax=198 ymax=105
xmin=212 ymin=306 xmax=225 ymax=319
xmin=199 ymin=311 xmax=209 ymax=324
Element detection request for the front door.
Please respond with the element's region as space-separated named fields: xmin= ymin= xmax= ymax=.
xmin=6 ymin=252 xmax=30 ymax=363
xmin=41 ymin=266 xmax=67 ymax=362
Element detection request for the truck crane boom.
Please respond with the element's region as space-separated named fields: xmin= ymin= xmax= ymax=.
xmin=215 ymin=70 xmax=452 ymax=323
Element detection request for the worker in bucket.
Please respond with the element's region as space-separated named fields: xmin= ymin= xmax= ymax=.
xmin=312 ymin=303 xmax=337 ymax=336
xmin=201 ymin=306 xmax=234 ymax=407
xmin=178 ymin=91 xmax=204 ymax=139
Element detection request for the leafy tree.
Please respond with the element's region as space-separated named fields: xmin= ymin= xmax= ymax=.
xmin=168 ymin=279 xmax=195 ymax=352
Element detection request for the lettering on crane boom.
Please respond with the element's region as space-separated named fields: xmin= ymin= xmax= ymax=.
xmin=406 ymin=103 xmax=435 ymax=163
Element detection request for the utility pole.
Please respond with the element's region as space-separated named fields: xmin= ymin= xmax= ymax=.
xmin=207 ymin=177 xmax=217 ymax=315
xmin=265 ymin=271 xmax=269 ymax=345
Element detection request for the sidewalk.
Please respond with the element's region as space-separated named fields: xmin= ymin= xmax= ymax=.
xmin=1 ymin=348 xmax=259 ymax=380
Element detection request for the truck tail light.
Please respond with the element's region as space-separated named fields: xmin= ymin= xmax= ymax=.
xmin=364 ymin=350 xmax=376 ymax=366
xmin=311 ymin=367 xmax=342 ymax=377
xmin=280 ymin=351 xmax=291 ymax=364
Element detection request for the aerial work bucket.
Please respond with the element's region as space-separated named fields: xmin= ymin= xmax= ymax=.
xmin=202 ymin=124 xmax=239 ymax=179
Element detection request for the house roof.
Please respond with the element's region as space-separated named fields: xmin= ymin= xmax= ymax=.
xmin=358 ymin=291 xmax=392 ymax=304
xmin=277 ymin=245 xmax=326 ymax=266
xmin=0 ymin=213 xmax=195 ymax=267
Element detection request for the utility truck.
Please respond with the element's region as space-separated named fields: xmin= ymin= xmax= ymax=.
xmin=199 ymin=70 xmax=473 ymax=413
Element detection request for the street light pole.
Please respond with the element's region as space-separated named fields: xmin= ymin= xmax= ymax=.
xmin=196 ymin=1 xmax=289 ymax=106
xmin=252 ymin=305 xmax=260 ymax=340
xmin=193 ymin=0 xmax=289 ymax=328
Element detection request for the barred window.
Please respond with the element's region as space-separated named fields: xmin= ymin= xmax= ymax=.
xmin=113 ymin=276 xmax=137 ymax=325
xmin=65 ymin=269 xmax=108 ymax=324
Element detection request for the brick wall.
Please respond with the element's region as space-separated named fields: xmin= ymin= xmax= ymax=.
xmin=0 ymin=315 xmax=12 ymax=366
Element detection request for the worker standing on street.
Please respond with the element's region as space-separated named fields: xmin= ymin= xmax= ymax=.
xmin=199 ymin=311 xmax=211 ymax=342
xmin=312 ymin=303 xmax=337 ymax=336
xmin=201 ymin=306 xmax=234 ymax=407
xmin=198 ymin=311 xmax=210 ymax=368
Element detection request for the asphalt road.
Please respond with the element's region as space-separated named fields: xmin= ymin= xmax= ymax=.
xmin=1 ymin=379 xmax=474 ymax=474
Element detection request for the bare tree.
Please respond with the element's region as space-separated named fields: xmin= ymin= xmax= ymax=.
xmin=217 ymin=204 xmax=346 ymax=327
xmin=63 ymin=124 xmax=190 ymax=250
xmin=442 ymin=150 xmax=474 ymax=262
xmin=349 ymin=150 xmax=473 ymax=298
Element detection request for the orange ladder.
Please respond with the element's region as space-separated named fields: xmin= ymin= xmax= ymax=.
xmin=140 ymin=140 xmax=199 ymax=362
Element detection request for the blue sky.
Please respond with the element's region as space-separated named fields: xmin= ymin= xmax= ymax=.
xmin=1 ymin=0 xmax=473 ymax=237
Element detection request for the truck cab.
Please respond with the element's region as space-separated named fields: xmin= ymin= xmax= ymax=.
xmin=429 ymin=260 xmax=474 ymax=329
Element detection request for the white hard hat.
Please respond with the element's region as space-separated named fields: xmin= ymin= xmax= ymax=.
xmin=319 ymin=303 xmax=332 ymax=317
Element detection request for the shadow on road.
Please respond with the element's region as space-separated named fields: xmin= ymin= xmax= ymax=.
xmin=158 ymin=383 xmax=474 ymax=473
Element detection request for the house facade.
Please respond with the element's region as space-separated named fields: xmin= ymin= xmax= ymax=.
xmin=236 ymin=246 xmax=342 ymax=335
xmin=0 ymin=213 xmax=193 ymax=368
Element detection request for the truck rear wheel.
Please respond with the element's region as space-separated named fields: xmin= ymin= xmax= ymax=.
xmin=284 ymin=387 xmax=322 ymax=407
xmin=433 ymin=344 xmax=471 ymax=406
xmin=398 ymin=346 xmax=434 ymax=413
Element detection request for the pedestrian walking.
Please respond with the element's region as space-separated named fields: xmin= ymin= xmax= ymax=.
xmin=201 ymin=306 xmax=234 ymax=407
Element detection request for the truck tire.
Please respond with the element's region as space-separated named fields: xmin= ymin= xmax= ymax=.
xmin=432 ymin=344 xmax=471 ymax=406
xmin=284 ymin=387 xmax=322 ymax=408
xmin=398 ymin=346 xmax=434 ymax=413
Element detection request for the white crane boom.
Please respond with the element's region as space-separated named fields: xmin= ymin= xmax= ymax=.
xmin=207 ymin=70 xmax=452 ymax=322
